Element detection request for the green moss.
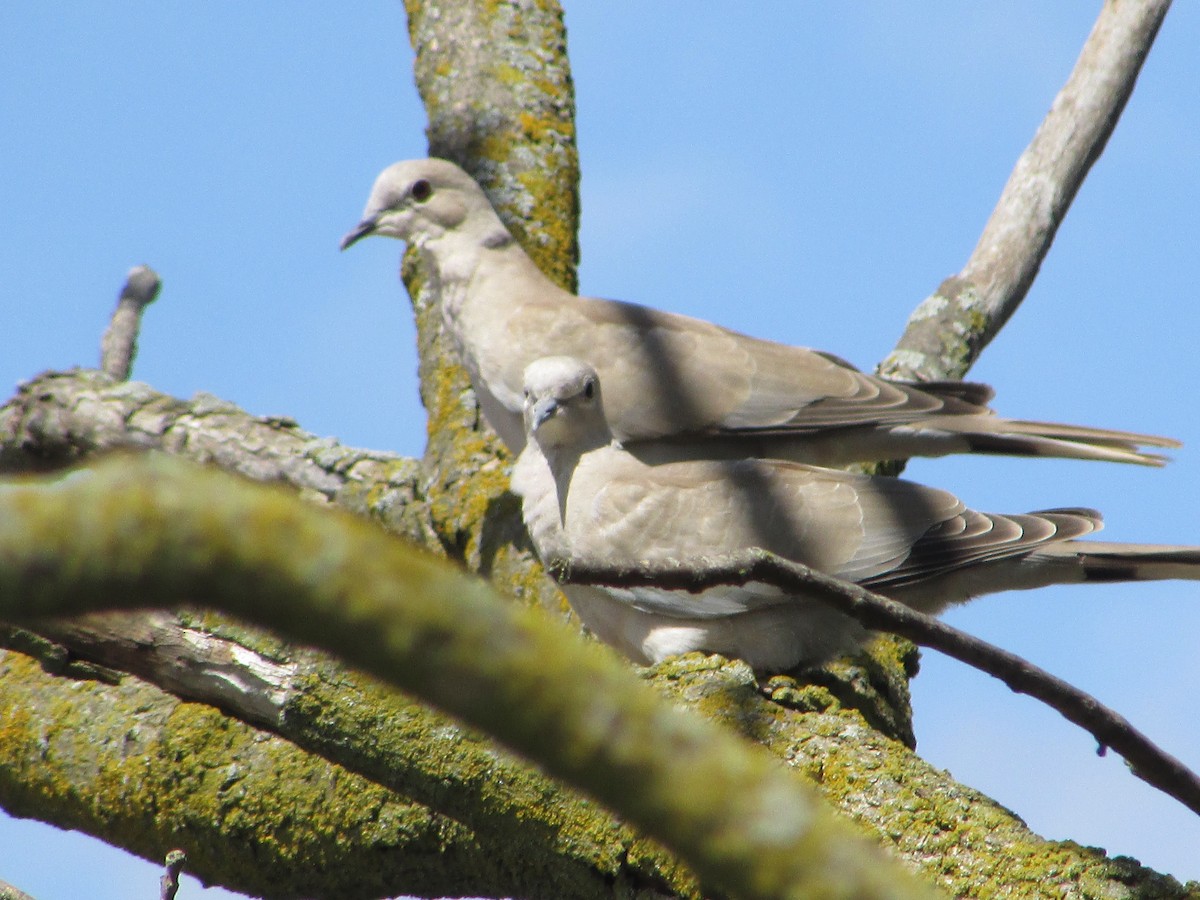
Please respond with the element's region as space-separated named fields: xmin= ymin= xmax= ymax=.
xmin=493 ymin=62 xmax=524 ymax=86
xmin=0 ymin=650 xmax=506 ymax=898
xmin=623 ymin=652 xmax=1200 ymax=899
xmin=283 ymin=662 xmax=701 ymax=897
xmin=926 ymin=281 xmax=991 ymax=380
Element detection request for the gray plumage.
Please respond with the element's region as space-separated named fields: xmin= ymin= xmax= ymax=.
xmin=511 ymin=357 xmax=1200 ymax=671
xmin=342 ymin=158 xmax=1177 ymax=467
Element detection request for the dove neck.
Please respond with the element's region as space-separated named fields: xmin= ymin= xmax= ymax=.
xmin=542 ymin=435 xmax=612 ymax=516
xmin=423 ymin=219 xmax=523 ymax=282
xmin=424 ymin=223 xmax=552 ymax=322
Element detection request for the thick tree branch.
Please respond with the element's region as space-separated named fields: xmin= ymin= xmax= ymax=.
xmin=554 ymin=551 xmax=1200 ymax=820
xmin=0 ymin=454 xmax=936 ymax=900
xmin=880 ymin=0 xmax=1172 ymax=382
xmin=3 ymin=456 xmax=1191 ymax=897
xmin=2 ymin=614 xmax=693 ymax=898
xmin=398 ymin=0 xmax=580 ymax=588
xmin=406 ymin=0 xmax=579 ymax=291
xmin=0 ymin=646 xmax=536 ymax=899
xmin=0 ymin=368 xmax=438 ymax=549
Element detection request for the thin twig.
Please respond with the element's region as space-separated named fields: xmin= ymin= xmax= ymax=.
xmin=551 ymin=550 xmax=1200 ymax=818
xmin=100 ymin=264 xmax=161 ymax=381
xmin=159 ymin=849 xmax=186 ymax=900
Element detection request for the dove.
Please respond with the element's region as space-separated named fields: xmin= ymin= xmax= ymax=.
xmin=510 ymin=356 xmax=1200 ymax=671
xmin=341 ymin=158 xmax=1177 ymax=467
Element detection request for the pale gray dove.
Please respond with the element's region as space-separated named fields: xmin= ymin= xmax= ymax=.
xmin=511 ymin=356 xmax=1200 ymax=671
xmin=342 ymin=158 xmax=1177 ymax=467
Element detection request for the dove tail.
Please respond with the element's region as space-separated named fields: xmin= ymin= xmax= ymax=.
xmin=953 ymin=417 xmax=1179 ymax=467
xmin=1051 ymin=543 xmax=1200 ymax=582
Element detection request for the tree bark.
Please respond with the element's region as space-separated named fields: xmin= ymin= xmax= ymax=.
xmin=0 ymin=1 xmax=1192 ymax=898
xmin=878 ymin=0 xmax=1173 ymax=383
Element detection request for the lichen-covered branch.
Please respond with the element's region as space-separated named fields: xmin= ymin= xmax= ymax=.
xmin=0 ymin=454 xmax=936 ymax=900
xmin=0 ymin=368 xmax=439 ymax=551
xmin=879 ymin=0 xmax=1172 ymax=382
xmin=405 ymin=0 xmax=579 ymax=289
xmin=399 ymin=0 xmax=579 ymax=588
xmin=0 ymin=647 xmax=550 ymax=899
xmin=4 ymin=614 xmax=694 ymax=898
xmin=3 ymin=456 xmax=1192 ymax=898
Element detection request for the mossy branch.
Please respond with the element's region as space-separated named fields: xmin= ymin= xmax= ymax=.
xmin=0 ymin=644 xmax=523 ymax=899
xmin=0 ymin=368 xmax=435 ymax=548
xmin=4 ymin=611 xmax=692 ymax=898
xmin=0 ymin=453 xmax=936 ymax=900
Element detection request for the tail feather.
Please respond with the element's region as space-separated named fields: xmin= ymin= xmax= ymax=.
xmin=994 ymin=417 xmax=1180 ymax=448
xmin=962 ymin=433 xmax=1171 ymax=467
xmin=955 ymin=416 xmax=1178 ymax=467
xmin=1042 ymin=542 xmax=1200 ymax=582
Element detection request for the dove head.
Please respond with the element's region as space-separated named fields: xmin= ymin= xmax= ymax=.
xmin=340 ymin=158 xmax=507 ymax=251
xmin=522 ymin=357 xmax=612 ymax=454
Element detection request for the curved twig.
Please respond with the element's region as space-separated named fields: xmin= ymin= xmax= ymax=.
xmin=552 ymin=550 xmax=1200 ymax=819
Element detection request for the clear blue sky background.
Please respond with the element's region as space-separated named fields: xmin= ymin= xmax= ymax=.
xmin=3 ymin=4 xmax=1199 ymax=897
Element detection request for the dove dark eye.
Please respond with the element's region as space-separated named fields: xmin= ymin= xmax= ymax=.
xmin=584 ymin=380 xmax=595 ymax=399
xmin=410 ymin=179 xmax=433 ymax=202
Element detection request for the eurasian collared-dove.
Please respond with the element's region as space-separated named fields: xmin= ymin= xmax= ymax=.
xmin=511 ymin=356 xmax=1200 ymax=671
xmin=342 ymin=158 xmax=1177 ymax=467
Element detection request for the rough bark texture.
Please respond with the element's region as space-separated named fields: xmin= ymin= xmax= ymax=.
xmin=1 ymin=614 xmax=691 ymax=899
xmin=402 ymin=0 xmax=579 ymax=606
xmin=0 ymin=648 xmax=554 ymax=900
xmin=1 ymin=1 xmax=1196 ymax=898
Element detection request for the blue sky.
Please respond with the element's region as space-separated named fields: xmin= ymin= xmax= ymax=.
xmin=3 ymin=4 xmax=1199 ymax=896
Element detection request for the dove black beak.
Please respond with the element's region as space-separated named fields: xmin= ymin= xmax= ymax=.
xmin=532 ymin=398 xmax=560 ymax=429
xmin=339 ymin=217 xmax=378 ymax=251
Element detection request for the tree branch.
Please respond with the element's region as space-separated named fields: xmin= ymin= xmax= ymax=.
xmin=0 ymin=367 xmax=439 ymax=549
xmin=879 ymin=0 xmax=1172 ymax=382
xmin=2 ymin=613 xmax=693 ymax=898
xmin=0 ymin=645 xmax=526 ymax=899
xmin=158 ymin=850 xmax=185 ymax=900
xmin=99 ymin=265 xmax=160 ymax=381
xmin=0 ymin=454 xmax=937 ymax=900
xmin=553 ymin=551 xmax=1200 ymax=820
xmin=398 ymin=0 xmax=582 ymax=587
